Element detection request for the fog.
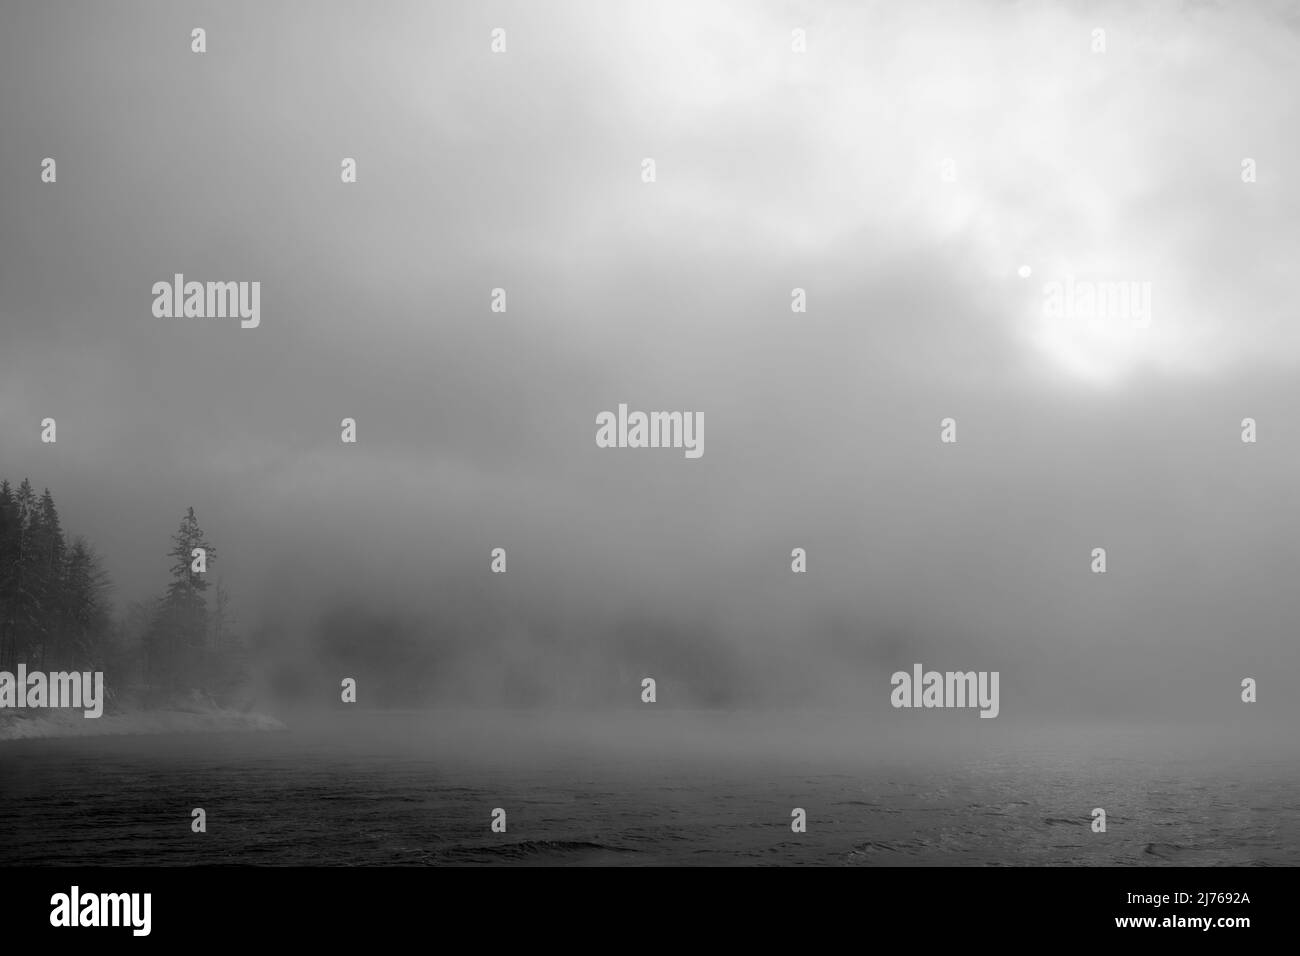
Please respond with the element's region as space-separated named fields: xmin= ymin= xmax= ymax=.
xmin=2 ymin=0 xmax=1298 ymax=721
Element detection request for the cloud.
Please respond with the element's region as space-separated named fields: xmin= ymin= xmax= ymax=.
xmin=1 ymin=0 xmax=1297 ymax=715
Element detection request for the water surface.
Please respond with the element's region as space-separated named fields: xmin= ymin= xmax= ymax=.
xmin=2 ymin=711 xmax=1295 ymax=866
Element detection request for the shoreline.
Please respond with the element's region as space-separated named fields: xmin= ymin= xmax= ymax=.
xmin=0 ymin=707 xmax=286 ymax=741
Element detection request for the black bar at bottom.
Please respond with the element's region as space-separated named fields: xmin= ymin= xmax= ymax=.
xmin=0 ymin=865 xmax=1271 ymax=943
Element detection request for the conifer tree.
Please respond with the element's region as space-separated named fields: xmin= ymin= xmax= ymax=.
xmin=10 ymin=479 xmax=43 ymax=666
xmin=61 ymin=536 xmax=112 ymax=671
xmin=0 ymin=480 xmax=17 ymax=669
xmin=147 ymin=507 xmax=216 ymax=693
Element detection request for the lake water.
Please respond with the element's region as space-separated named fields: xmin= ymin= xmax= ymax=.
xmin=2 ymin=711 xmax=1296 ymax=866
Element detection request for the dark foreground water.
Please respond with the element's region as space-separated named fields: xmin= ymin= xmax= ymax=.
xmin=1 ymin=711 xmax=1296 ymax=866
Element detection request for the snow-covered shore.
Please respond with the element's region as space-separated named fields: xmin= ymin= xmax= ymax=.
xmin=0 ymin=707 xmax=286 ymax=740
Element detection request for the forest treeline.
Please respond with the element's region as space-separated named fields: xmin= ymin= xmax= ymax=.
xmin=0 ymin=477 xmax=247 ymax=709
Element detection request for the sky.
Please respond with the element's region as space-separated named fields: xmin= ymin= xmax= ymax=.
xmin=1 ymin=0 xmax=1298 ymax=717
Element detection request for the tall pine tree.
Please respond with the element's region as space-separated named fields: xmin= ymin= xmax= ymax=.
xmin=9 ymin=480 xmax=44 ymax=667
xmin=61 ymin=536 xmax=112 ymax=672
xmin=33 ymin=488 xmax=66 ymax=667
xmin=146 ymin=507 xmax=215 ymax=695
xmin=0 ymin=480 xmax=17 ymax=669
